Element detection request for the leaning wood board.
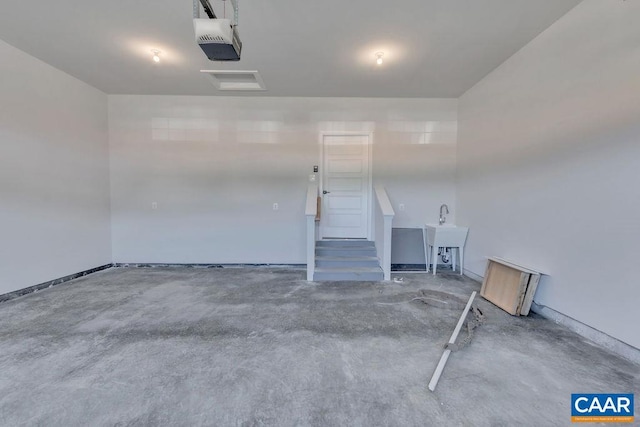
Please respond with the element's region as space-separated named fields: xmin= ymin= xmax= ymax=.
xmin=519 ymin=273 xmax=541 ymax=316
xmin=480 ymin=257 xmax=542 ymax=316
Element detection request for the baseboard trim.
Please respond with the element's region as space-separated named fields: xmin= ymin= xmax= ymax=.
xmin=391 ymin=263 xmax=459 ymax=272
xmin=391 ymin=263 xmax=427 ymax=271
xmin=0 ymin=264 xmax=113 ymax=304
xmin=530 ymin=302 xmax=640 ymax=364
xmin=113 ymin=263 xmax=306 ymax=269
xmin=463 ymin=269 xmax=484 ymax=283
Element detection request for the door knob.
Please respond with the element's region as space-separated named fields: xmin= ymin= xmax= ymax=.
xmin=323 ymin=190 xmax=330 ymax=194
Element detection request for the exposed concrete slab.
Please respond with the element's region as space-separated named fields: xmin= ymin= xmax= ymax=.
xmin=0 ymin=267 xmax=638 ymax=426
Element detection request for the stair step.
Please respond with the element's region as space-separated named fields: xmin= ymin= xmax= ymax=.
xmin=315 ymin=247 xmax=377 ymax=257
xmin=315 ymin=256 xmax=380 ymax=268
xmin=316 ymin=240 xmax=375 ymax=248
xmin=313 ymin=240 xmax=382 ymax=281
xmin=314 ymin=267 xmax=384 ymax=281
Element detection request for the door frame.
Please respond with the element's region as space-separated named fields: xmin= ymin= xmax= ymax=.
xmin=318 ymin=131 xmax=374 ymax=241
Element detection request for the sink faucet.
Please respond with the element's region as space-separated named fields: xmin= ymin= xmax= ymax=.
xmin=439 ymin=204 xmax=449 ymax=225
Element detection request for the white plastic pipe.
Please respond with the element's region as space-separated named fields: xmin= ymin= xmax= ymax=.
xmin=428 ymin=291 xmax=477 ymax=392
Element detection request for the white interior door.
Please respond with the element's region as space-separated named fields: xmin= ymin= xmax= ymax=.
xmin=320 ymin=134 xmax=371 ymax=239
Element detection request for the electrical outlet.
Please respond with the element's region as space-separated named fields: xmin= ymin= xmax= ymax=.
xmin=152 ymin=202 xmax=158 ymax=210
xmin=309 ymin=174 xmax=316 ymax=182
xmin=273 ymin=203 xmax=279 ymax=211
xmin=399 ymin=203 xmax=405 ymax=211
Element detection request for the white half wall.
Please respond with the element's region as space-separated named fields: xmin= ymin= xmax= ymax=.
xmin=457 ymin=0 xmax=640 ymax=349
xmin=0 ymin=40 xmax=111 ymax=294
xmin=108 ymin=96 xmax=457 ymax=264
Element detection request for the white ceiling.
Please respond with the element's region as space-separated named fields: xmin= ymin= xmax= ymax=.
xmin=0 ymin=0 xmax=581 ymax=97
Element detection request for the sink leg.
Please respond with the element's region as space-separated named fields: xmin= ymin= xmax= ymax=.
xmin=460 ymin=248 xmax=464 ymax=275
xmin=432 ymin=246 xmax=439 ymax=275
xmin=452 ymin=248 xmax=457 ymax=272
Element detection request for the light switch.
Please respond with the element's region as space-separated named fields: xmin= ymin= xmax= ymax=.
xmin=273 ymin=203 xmax=279 ymax=211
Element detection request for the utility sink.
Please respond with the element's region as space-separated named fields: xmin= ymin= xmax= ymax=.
xmin=423 ymin=224 xmax=469 ymax=275
xmin=425 ymin=224 xmax=468 ymax=246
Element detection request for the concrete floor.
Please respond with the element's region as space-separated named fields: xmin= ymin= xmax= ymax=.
xmin=0 ymin=267 xmax=638 ymax=426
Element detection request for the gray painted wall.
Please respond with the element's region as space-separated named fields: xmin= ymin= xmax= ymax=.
xmin=108 ymin=96 xmax=457 ymax=264
xmin=457 ymin=0 xmax=640 ymax=349
xmin=0 ymin=40 xmax=111 ymax=295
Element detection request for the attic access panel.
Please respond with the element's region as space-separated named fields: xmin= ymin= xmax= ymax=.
xmin=201 ymin=70 xmax=267 ymax=91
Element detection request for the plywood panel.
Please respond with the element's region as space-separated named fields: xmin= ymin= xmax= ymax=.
xmin=481 ymin=261 xmax=528 ymax=316
xmin=481 ymin=257 xmax=543 ymax=316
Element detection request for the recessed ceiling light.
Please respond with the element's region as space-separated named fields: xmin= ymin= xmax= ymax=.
xmin=375 ymin=52 xmax=384 ymax=65
xmin=151 ymin=49 xmax=161 ymax=63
